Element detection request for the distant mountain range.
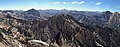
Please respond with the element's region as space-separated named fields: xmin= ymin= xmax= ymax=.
xmin=0 ymin=9 xmax=120 ymax=47
xmin=0 ymin=9 xmax=120 ymax=31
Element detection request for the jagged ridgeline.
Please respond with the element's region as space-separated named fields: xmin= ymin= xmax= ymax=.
xmin=0 ymin=9 xmax=120 ymax=47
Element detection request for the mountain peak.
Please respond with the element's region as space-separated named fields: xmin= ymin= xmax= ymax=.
xmin=27 ymin=8 xmax=38 ymax=12
xmin=104 ymin=11 xmax=112 ymax=14
xmin=25 ymin=8 xmax=40 ymax=16
xmin=113 ymin=12 xmax=119 ymax=14
xmin=112 ymin=12 xmax=119 ymax=16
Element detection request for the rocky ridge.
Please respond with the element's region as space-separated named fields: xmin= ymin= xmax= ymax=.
xmin=0 ymin=12 xmax=120 ymax=47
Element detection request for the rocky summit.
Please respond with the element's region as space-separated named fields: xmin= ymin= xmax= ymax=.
xmin=0 ymin=9 xmax=120 ymax=47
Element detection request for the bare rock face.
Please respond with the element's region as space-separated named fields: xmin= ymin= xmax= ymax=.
xmin=101 ymin=11 xmax=112 ymax=21
xmin=0 ymin=12 xmax=120 ymax=47
xmin=108 ymin=12 xmax=120 ymax=30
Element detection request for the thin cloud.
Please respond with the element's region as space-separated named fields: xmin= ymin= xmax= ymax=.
xmin=62 ymin=2 xmax=69 ymax=4
xmin=96 ymin=2 xmax=101 ymax=5
xmin=72 ymin=1 xmax=78 ymax=4
xmin=49 ymin=1 xmax=85 ymax=5
xmin=53 ymin=2 xmax=60 ymax=4
xmin=78 ymin=1 xmax=85 ymax=4
xmin=48 ymin=3 xmax=51 ymax=4
xmin=90 ymin=2 xmax=93 ymax=4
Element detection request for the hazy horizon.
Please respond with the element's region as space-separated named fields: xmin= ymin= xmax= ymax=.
xmin=0 ymin=0 xmax=120 ymax=12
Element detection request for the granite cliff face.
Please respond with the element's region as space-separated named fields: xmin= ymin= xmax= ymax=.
xmin=0 ymin=10 xmax=120 ymax=47
xmin=108 ymin=12 xmax=120 ymax=31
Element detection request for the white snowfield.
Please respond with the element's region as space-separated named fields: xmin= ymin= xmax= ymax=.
xmin=28 ymin=40 xmax=49 ymax=46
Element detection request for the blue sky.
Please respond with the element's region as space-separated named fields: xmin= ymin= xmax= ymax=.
xmin=0 ymin=0 xmax=120 ymax=12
